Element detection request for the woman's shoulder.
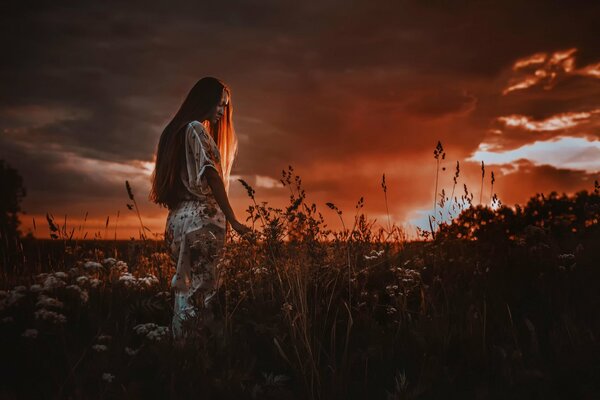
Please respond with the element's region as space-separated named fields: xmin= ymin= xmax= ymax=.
xmin=187 ymin=120 xmax=208 ymax=134
xmin=186 ymin=121 xmax=211 ymax=141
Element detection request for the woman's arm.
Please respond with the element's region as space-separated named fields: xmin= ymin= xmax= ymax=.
xmin=203 ymin=168 xmax=251 ymax=237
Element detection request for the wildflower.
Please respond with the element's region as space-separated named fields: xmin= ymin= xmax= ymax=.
xmin=54 ymin=271 xmax=68 ymax=280
xmin=30 ymin=284 xmax=43 ymax=293
xmin=557 ymin=253 xmax=575 ymax=261
xmin=133 ymin=323 xmax=158 ymax=335
xmin=90 ymin=278 xmax=101 ymax=288
xmin=102 ymin=258 xmax=117 ymax=267
xmin=102 ymin=373 xmax=115 ymax=383
xmin=76 ymin=276 xmax=89 ymax=286
xmin=22 ymin=329 xmax=39 ymax=339
xmin=84 ymin=261 xmax=103 ymax=270
xmin=146 ymin=326 xmax=169 ymax=341
xmin=68 ymin=267 xmax=80 ymax=276
xmin=133 ymin=323 xmax=169 ymax=341
xmin=114 ymin=261 xmax=128 ymax=273
xmin=36 ymin=295 xmax=64 ymax=309
xmin=281 ymin=303 xmax=293 ymax=312
xmin=34 ymin=309 xmax=67 ymax=324
xmin=252 ymin=266 xmax=268 ymax=275
xmin=92 ymin=344 xmax=108 ymax=352
xmin=118 ymin=273 xmax=137 ymax=287
xmin=386 ymin=306 xmax=397 ymax=315
xmin=14 ymin=285 xmax=27 ymax=292
xmin=42 ymin=275 xmax=65 ymax=291
xmin=138 ymin=274 xmax=158 ymax=288
xmin=124 ymin=347 xmax=139 ymax=356
xmin=365 ymin=249 xmax=384 ymax=260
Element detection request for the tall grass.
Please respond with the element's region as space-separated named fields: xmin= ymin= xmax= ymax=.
xmin=1 ymin=147 xmax=599 ymax=399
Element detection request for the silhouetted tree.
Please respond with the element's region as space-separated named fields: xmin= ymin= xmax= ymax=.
xmin=0 ymin=160 xmax=26 ymax=267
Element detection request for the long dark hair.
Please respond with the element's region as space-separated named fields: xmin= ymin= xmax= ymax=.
xmin=150 ymin=77 xmax=236 ymax=209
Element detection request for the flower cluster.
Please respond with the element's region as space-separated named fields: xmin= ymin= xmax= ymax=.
xmin=133 ymin=323 xmax=170 ymax=342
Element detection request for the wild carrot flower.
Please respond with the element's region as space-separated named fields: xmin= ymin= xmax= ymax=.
xmin=102 ymin=373 xmax=115 ymax=383
xmin=36 ymin=295 xmax=64 ymax=309
xmin=42 ymin=276 xmax=65 ymax=291
xmin=125 ymin=347 xmax=139 ymax=356
xmin=90 ymin=278 xmax=101 ymax=288
xmin=92 ymin=344 xmax=108 ymax=352
xmin=84 ymin=261 xmax=103 ymax=271
xmin=34 ymin=309 xmax=67 ymax=324
xmin=29 ymin=284 xmax=43 ymax=293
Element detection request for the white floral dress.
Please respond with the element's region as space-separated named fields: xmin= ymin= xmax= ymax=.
xmin=164 ymin=121 xmax=226 ymax=339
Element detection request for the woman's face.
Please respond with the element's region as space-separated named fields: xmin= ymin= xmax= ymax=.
xmin=207 ymin=89 xmax=229 ymax=124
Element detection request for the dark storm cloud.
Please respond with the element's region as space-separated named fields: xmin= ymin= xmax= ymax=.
xmin=1 ymin=0 xmax=599 ymax=236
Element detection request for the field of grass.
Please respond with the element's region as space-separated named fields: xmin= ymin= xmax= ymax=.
xmin=1 ymin=165 xmax=599 ymax=399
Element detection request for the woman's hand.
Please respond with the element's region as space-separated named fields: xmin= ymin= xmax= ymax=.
xmin=231 ymin=220 xmax=252 ymax=238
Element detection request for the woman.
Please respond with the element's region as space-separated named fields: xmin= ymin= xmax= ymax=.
xmin=150 ymin=77 xmax=251 ymax=339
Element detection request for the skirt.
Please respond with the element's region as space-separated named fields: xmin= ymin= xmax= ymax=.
xmin=165 ymin=199 xmax=226 ymax=338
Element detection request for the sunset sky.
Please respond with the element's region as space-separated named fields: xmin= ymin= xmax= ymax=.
xmin=1 ymin=0 xmax=599 ymax=240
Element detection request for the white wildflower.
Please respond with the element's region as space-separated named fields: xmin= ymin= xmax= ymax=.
xmin=84 ymin=261 xmax=103 ymax=270
xmin=252 ymin=266 xmax=268 ymax=275
xmin=133 ymin=323 xmax=158 ymax=335
xmin=133 ymin=323 xmax=169 ymax=341
xmin=90 ymin=278 xmax=101 ymax=288
xmin=124 ymin=347 xmax=139 ymax=356
xmin=14 ymin=285 xmax=27 ymax=292
xmin=102 ymin=258 xmax=117 ymax=267
xmin=76 ymin=276 xmax=89 ymax=286
xmin=138 ymin=274 xmax=158 ymax=288
xmin=36 ymin=294 xmax=64 ymax=309
xmin=22 ymin=328 xmax=39 ymax=339
xmin=102 ymin=372 xmax=115 ymax=383
xmin=118 ymin=273 xmax=137 ymax=287
xmin=365 ymin=249 xmax=385 ymax=260
xmin=34 ymin=309 xmax=67 ymax=324
xmin=558 ymin=253 xmax=575 ymax=261
xmin=146 ymin=326 xmax=169 ymax=341
xmin=114 ymin=261 xmax=128 ymax=274
xmin=30 ymin=284 xmax=43 ymax=293
xmin=92 ymin=344 xmax=108 ymax=352
xmin=42 ymin=275 xmax=65 ymax=291
xmin=54 ymin=271 xmax=68 ymax=280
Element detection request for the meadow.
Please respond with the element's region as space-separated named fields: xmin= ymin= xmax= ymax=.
xmin=1 ymin=160 xmax=599 ymax=399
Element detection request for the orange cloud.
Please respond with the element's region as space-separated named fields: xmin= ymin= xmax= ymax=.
xmin=497 ymin=109 xmax=600 ymax=132
xmin=503 ymin=48 xmax=600 ymax=95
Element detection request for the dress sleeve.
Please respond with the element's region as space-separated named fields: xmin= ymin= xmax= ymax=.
xmin=184 ymin=122 xmax=222 ymax=195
